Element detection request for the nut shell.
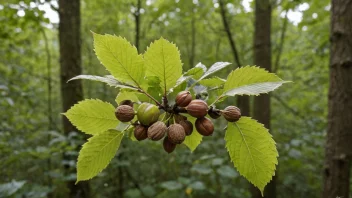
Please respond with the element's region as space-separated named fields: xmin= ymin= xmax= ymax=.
xmin=179 ymin=120 xmax=193 ymax=136
xmin=134 ymin=125 xmax=148 ymax=141
xmin=195 ymin=117 xmax=214 ymax=136
xmin=167 ymin=124 xmax=186 ymax=144
xmin=137 ymin=103 xmax=160 ymax=126
xmin=186 ymin=99 xmax=208 ymax=118
xmin=175 ymin=91 xmax=192 ymax=107
xmin=163 ymin=137 xmax=176 ymax=153
xmin=222 ymin=106 xmax=241 ymax=122
xmin=147 ymin=121 xmax=167 ymax=141
xmin=115 ymin=105 xmax=135 ymax=122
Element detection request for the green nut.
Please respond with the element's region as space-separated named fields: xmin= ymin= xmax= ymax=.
xmin=137 ymin=103 xmax=160 ymax=126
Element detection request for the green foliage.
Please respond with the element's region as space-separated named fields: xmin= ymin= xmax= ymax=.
xmin=64 ymin=99 xmax=119 ymax=135
xmin=223 ymin=66 xmax=288 ymax=97
xmin=93 ymin=33 xmax=145 ymax=87
xmin=144 ymin=38 xmax=183 ymax=94
xmin=77 ymin=129 xmax=124 ymax=182
xmin=225 ymin=117 xmax=278 ymax=195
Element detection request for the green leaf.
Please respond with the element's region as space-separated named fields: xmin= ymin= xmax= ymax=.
xmin=76 ymin=129 xmax=124 ymax=182
xmin=198 ymin=62 xmax=231 ymax=81
xmin=69 ymin=75 xmax=138 ymax=90
xmin=199 ymin=77 xmax=226 ymax=88
xmin=93 ymin=33 xmax=145 ymax=87
xmin=184 ymin=62 xmax=206 ymax=80
xmin=63 ymin=99 xmax=119 ymax=135
xmin=115 ymin=91 xmax=139 ymax=105
xmin=183 ymin=116 xmax=202 ymax=152
xmin=225 ymin=117 xmax=278 ymax=195
xmin=144 ymin=38 xmax=182 ymax=94
xmin=223 ymin=66 xmax=288 ymax=96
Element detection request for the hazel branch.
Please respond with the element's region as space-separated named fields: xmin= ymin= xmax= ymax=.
xmin=138 ymin=89 xmax=163 ymax=107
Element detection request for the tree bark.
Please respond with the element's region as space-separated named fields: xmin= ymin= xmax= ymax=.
xmin=218 ymin=0 xmax=250 ymax=117
xmin=251 ymin=0 xmax=275 ymax=197
xmin=59 ymin=0 xmax=90 ymax=197
xmin=134 ymin=0 xmax=141 ymax=52
xmin=323 ymin=0 xmax=352 ymax=197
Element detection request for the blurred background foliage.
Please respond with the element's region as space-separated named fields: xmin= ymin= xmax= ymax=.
xmin=0 ymin=0 xmax=330 ymax=197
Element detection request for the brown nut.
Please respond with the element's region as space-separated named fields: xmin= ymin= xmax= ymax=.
xmin=208 ymin=107 xmax=221 ymax=119
xmin=167 ymin=124 xmax=186 ymax=144
xmin=119 ymin=100 xmax=133 ymax=107
xmin=163 ymin=137 xmax=176 ymax=153
xmin=134 ymin=124 xmax=148 ymax=141
xmin=186 ymin=99 xmax=208 ymax=118
xmin=175 ymin=91 xmax=192 ymax=107
xmin=179 ymin=120 xmax=193 ymax=136
xmin=174 ymin=114 xmax=187 ymax=123
xmin=115 ymin=105 xmax=135 ymax=122
xmin=195 ymin=117 xmax=214 ymax=136
xmin=221 ymin=106 xmax=241 ymax=122
xmin=147 ymin=121 xmax=167 ymax=141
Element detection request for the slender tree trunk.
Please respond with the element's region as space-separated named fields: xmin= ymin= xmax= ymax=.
xmin=134 ymin=0 xmax=141 ymax=52
xmin=219 ymin=0 xmax=250 ymax=117
xmin=190 ymin=6 xmax=196 ymax=68
xmin=59 ymin=0 xmax=90 ymax=197
xmin=323 ymin=0 xmax=352 ymax=197
xmin=251 ymin=0 xmax=275 ymax=198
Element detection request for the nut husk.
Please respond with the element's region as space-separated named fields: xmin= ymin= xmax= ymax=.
xmin=163 ymin=137 xmax=176 ymax=153
xmin=175 ymin=91 xmax=192 ymax=107
xmin=115 ymin=105 xmax=135 ymax=122
xmin=186 ymin=99 xmax=208 ymax=118
xmin=167 ymin=124 xmax=186 ymax=144
xmin=134 ymin=124 xmax=148 ymax=141
xmin=147 ymin=121 xmax=167 ymax=141
xmin=195 ymin=117 xmax=214 ymax=136
xmin=208 ymin=107 xmax=221 ymax=119
xmin=221 ymin=106 xmax=241 ymax=122
xmin=119 ymin=100 xmax=134 ymax=107
xmin=137 ymin=103 xmax=160 ymax=126
xmin=179 ymin=120 xmax=193 ymax=136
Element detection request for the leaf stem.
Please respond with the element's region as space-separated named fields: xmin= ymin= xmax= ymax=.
xmin=138 ymin=89 xmax=163 ymax=107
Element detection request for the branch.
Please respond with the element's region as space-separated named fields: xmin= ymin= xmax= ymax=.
xmin=219 ymin=0 xmax=242 ymax=67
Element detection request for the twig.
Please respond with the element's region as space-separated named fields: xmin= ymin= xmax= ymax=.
xmin=138 ymin=89 xmax=163 ymax=107
xmin=273 ymin=8 xmax=289 ymax=73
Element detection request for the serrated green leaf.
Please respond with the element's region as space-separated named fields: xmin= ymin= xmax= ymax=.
xmin=198 ymin=62 xmax=231 ymax=81
xmin=76 ymin=129 xmax=124 ymax=182
xmin=223 ymin=66 xmax=288 ymax=96
xmin=225 ymin=117 xmax=278 ymax=195
xmin=115 ymin=91 xmax=139 ymax=105
xmin=93 ymin=33 xmax=144 ymax=87
xmin=64 ymin=99 xmax=119 ymax=135
xmin=69 ymin=75 xmax=138 ymax=90
xmin=183 ymin=116 xmax=202 ymax=152
xmin=144 ymin=38 xmax=182 ymax=94
xmin=199 ymin=77 xmax=226 ymax=88
xmin=184 ymin=65 xmax=204 ymax=80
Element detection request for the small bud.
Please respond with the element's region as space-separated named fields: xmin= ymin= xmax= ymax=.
xmin=163 ymin=137 xmax=176 ymax=153
xmin=134 ymin=124 xmax=148 ymax=141
xmin=195 ymin=117 xmax=214 ymax=136
xmin=115 ymin=105 xmax=135 ymax=122
xmin=221 ymin=106 xmax=241 ymax=122
xmin=186 ymin=99 xmax=208 ymax=118
xmin=167 ymin=124 xmax=186 ymax=144
xmin=179 ymin=120 xmax=193 ymax=136
xmin=175 ymin=91 xmax=192 ymax=107
xmin=137 ymin=103 xmax=160 ymax=126
xmin=147 ymin=121 xmax=167 ymax=141
xmin=119 ymin=100 xmax=133 ymax=107
xmin=208 ymin=107 xmax=221 ymax=119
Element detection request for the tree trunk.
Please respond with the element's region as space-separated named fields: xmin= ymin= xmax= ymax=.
xmin=134 ymin=0 xmax=141 ymax=52
xmin=59 ymin=0 xmax=90 ymax=197
xmin=218 ymin=0 xmax=250 ymax=117
xmin=251 ymin=0 xmax=275 ymax=198
xmin=323 ymin=0 xmax=352 ymax=197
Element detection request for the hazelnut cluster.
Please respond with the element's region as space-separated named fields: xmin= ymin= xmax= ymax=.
xmin=114 ymin=90 xmax=241 ymax=154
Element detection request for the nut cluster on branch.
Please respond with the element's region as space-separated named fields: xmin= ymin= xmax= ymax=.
xmin=114 ymin=91 xmax=241 ymax=153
